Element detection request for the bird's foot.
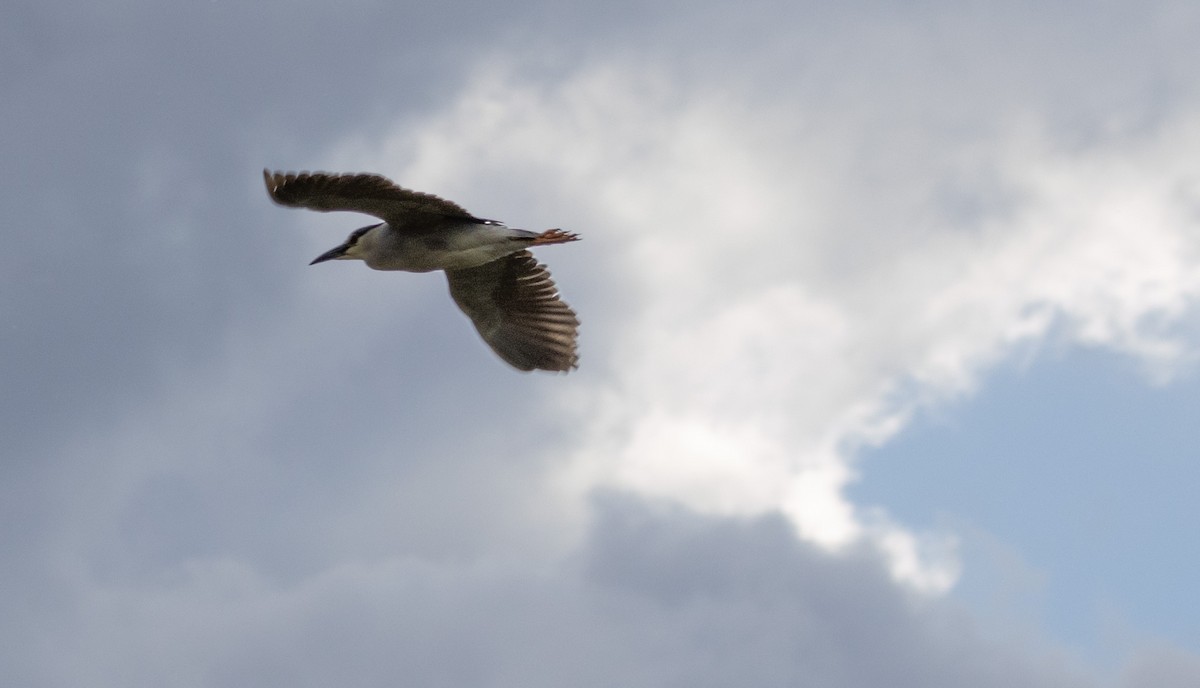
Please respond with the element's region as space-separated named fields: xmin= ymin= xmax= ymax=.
xmin=530 ymin=228 xmax=581 ymax=246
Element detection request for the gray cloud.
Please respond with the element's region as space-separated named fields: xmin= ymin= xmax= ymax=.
xmin=4 ymin=493 xmax=1124 ymax=688
xmin=3 ymin=1 xmax=1199 ymax=686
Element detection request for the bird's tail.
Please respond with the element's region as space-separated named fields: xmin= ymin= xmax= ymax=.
xmin=529 ymin=228 xmax=581 ymax=246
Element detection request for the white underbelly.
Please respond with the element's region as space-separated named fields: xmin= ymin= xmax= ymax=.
xmin=366 ymin=225 xmax=534 ymax=272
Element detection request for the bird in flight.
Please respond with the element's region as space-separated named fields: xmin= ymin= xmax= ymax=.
xmin=264 ymin=169 xmax=580 ymax=372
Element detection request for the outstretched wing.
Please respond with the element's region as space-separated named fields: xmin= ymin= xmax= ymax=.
xmin=446 ymin=251 xmax=579 ymax=372
xmin=263 ymin=169 xmax=492 ymax=227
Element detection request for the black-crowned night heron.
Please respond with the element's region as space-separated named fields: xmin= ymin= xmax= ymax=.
xmin=264 ymin=169 xmax=580 ymax=372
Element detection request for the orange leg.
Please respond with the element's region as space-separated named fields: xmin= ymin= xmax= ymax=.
xmin=530 ymin=228 xmax=581 ymax=246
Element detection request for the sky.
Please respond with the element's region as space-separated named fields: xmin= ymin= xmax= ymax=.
xmin=2 ymin=1 xmax=1199 ymax=686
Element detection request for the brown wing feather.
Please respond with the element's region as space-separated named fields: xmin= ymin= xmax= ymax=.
xmin=446 ymin=251 xmax=579 ymax=372
xmin=263 ymin=169 xmax=491 ymax=227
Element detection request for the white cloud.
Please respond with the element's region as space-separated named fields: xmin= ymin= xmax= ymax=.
xmin=334 ymin=56 xmax=1200 ymax=591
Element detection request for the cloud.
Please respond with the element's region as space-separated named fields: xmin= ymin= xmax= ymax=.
xmin=1117 ymin=644 xmax=1200 ymax=688
xmin=336 ymin=56 xmax=1200 ymax=591
xmin=5 ymin=2 xmax=1200 ymax=686
xmin=12 ymin=495 xmax=1116 ymax=688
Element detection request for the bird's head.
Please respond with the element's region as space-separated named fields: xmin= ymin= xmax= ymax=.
xmin=309 ymin=223 xmax=382 ymax=265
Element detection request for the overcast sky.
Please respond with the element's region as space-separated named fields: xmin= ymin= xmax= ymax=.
xmin=3 ymin=1 xmax=1199 ymax=686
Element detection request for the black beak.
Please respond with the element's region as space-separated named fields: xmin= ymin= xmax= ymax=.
xmin=310 ymin=244 xmax=348 ymax=265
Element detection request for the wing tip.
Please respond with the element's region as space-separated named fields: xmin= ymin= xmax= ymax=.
xmin=508 ymin=354 xmax=579 ymax=373
xmin=263 ymin=168 xmax=286 ymax=201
